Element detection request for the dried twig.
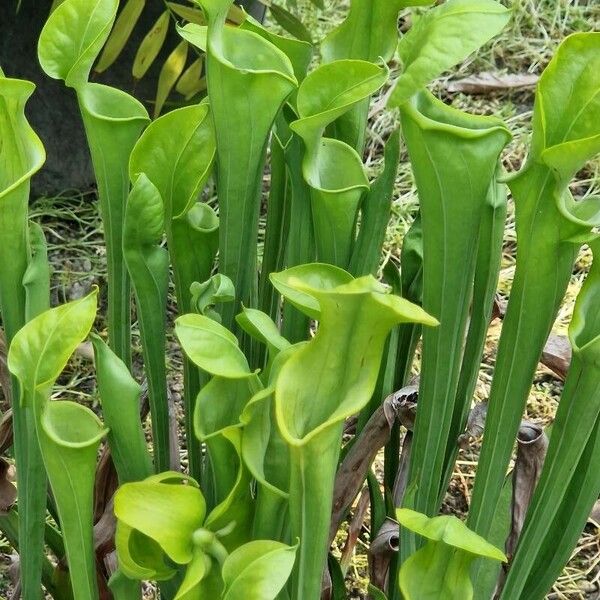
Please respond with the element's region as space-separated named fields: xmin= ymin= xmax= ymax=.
xmin=329 ymin=385 xmax=418 ymax=544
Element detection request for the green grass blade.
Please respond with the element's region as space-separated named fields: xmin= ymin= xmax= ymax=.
xmin=349 ymin=130 xmax=401 ymax=277
xmin=259 ymin=133 xmax=290 ymax=323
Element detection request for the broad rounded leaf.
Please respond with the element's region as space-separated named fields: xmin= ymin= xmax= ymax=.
xmin=236 ymin=308 xmax=290 ymax=354
xmin=129 ymin=103 xmax=216 ymax=219
xmin=115 ymin=474 xmax=206 ymax=565
xmin=124 ymin=174 xmax=165 ymax=247
xmin=388 ymin=0 xmax=510 ymax=106
xmin=8 ymin=291 xmax=98 ymax=393
xmin=269 ymin=263 xmax=354 ymax=319
xmin=176 ymin=314 xmax=252 ymax=377
xmin=294 ymin=59 xmax=387 ymax=142
xmin=38 ymin=0 xmax=119 ymax=86
xmin=222 ymin=540 xmax=297 ymax=600
xmin=397 ymin=509 xmax=506 ymax=561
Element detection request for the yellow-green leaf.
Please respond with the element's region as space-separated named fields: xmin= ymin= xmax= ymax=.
xmin=132 ymin=10 xmax=170 ymax=80
xmin=227 ymin=4 xmax=246 ymax=24
xmin=168 ymin=2 xmax=206 ymax=25
xmin=96 ymin=0 xmax=146 ymax=73
xmin=154 ymin=40 xmax=188 ymax=117
xmin=175 ymin=56 xmax=205 ymax=99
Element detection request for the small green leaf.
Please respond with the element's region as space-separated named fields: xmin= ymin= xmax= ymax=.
xmin=176 ymin=57 xmax=206 ymax=99
xmin=222 ymin=540 xmax=297 ymax=600
xmin=115 ymin=473 xmax=206 ymax=565
xmin=388 ymin=0 xmax=510 ymax=106
xmin=397 ymin=509 xmax=505 ymax=600
xmin=269 ymin=4 xmax=312 ymax=43
xmin=236 ymin=308 xmax=290 ymax=355
xmin=8 ymin=291 xmax=98 ymax=394
xmin=176 ymin=314 xmax=252 ymax=377
xmin=191 ymin=274 xmax=235 ymax=321
xmin=168 ymin=1 xmax=207 ymax=24
xmin=174 ymin=547 xmax=211 ymax=599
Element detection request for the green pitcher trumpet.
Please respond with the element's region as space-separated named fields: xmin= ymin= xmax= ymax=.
xmin=129 ymin=103 xmax=218 ymax=480
xmin=290 ymin=60 xmax=387 ymax=268
xmin=270 ymin=263 xmax=437 ymax=600
xmin=0 ymin=71 xmax=47 ymax=599
xmin=182 ymin=0 xmax=297 ymax=329
xmin=0 ymin=65 xmax=45 ymax=339
xmin=123 ymin=174 xmax=171 ymax=472
xmin=38 ymin=0 xmax=150 ymax=366
xmin=468 ymin=32 xmax=600 ymax=540
xmin=500 ymin=240 xmax=600 ymax=599
xmin=8 ymin=291 xmax=105 ymax=600
xmin=399 ymin=90 xmax=511 ymax=522
xmin=92 ymin=334 xmax=153 ymax=484
xmin=76 ymin=83 xmax=149 ymax=366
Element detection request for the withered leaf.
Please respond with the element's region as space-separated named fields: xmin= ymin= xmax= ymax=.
xmin=446 ymin=72 xmax=539 ymax=94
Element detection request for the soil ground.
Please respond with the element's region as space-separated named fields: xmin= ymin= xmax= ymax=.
xmin=1 ymin=0 xmax=599 ymax=598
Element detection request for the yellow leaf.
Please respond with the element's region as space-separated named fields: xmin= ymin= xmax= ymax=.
xmin=175 ymin=57 xmax=206 ymax=100
xmin=167 ymin=2 xmax=206 ymax=25
xmin=132 ymin=10 xmax=170 ymax=80
xmin=154 ymin=40 xmax=188 ymax=117
xmin=227 ymin=4 xmax=247 ymax=24
xmin=95 ymin=0 xmax=146 ymax=73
